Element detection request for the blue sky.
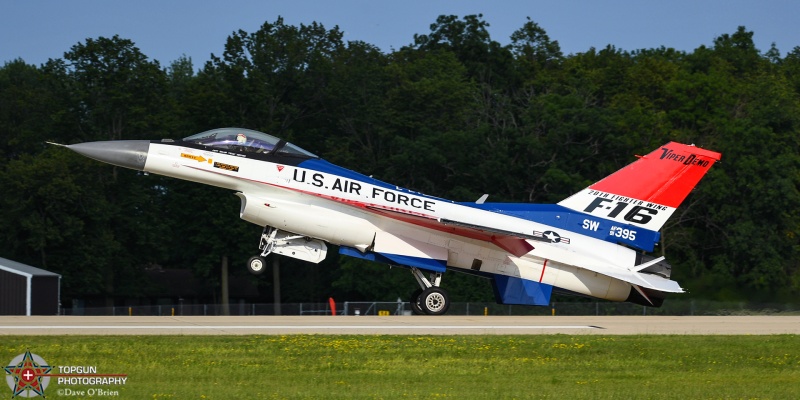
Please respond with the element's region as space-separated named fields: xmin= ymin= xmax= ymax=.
xmin=2 ymin=1 xmax=799 ymax=68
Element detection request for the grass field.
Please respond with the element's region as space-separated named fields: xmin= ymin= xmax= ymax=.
xmin=1 ymin=335 xmax=798 ymax=399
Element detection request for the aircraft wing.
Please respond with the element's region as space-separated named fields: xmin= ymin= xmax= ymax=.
xmin=364 ymin=205 xmax=534 ymax=257
xmin=438 ymin=219 xmax=535 ymax=257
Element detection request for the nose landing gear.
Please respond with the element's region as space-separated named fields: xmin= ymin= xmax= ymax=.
xmin=246 ymin=226 xmax=329 ymax=275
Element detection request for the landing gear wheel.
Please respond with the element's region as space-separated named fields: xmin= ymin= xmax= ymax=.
xmin=247 ymin=256 xmax=266 ymax=275
xmin=410 ymin=289 xmax=425 ymax=315
xmin=418 ymin=287 xmax=450 ymax=315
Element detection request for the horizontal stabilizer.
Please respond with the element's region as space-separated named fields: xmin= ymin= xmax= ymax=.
xmin=580 ymin=262 xmax=684 ymax=293
xmin=633 ymin=271 xmax=683 ymax=293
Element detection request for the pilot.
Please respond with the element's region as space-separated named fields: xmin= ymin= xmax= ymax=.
xmin=235 ymin=133 xmax=254 ymax=152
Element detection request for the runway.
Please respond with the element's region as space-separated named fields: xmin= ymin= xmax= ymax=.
xmin=1 ymin=315 xmax=798 ymax=335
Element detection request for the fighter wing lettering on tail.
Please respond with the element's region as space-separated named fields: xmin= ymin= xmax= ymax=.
xmin=56 ymin=129 xmax=721 ymax=314
xmin=558 ymin=142 xmax=722 ymax=233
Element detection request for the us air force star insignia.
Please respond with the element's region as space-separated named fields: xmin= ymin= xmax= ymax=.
xmin=543 ymin=231 xmax=560 ymax=243
xmin=531 ymin=230 xmax=570 ymax=244
xmin=4 ymin=350 xmax=52 ymax=398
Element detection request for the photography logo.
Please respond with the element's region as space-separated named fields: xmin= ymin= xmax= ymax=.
xmin=4 ymin=350 xmax=51 ymax=398
xmin=5 ymin=350 xmax=128 ymax=398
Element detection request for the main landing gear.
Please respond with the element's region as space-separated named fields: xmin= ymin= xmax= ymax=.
xmin=409 ymin=267 xmax=450 ymax=315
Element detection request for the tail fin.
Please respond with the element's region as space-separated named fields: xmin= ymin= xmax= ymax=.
xmin=558 ymin=142 xmax=721 ymax=232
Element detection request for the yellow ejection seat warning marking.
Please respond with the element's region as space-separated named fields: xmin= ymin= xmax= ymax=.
xmin=181 ymin=153 xmax=210 ymax=163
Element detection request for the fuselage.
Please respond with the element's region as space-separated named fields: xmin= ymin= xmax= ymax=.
xmin=144 ymin=139 xmax=638 ymax=303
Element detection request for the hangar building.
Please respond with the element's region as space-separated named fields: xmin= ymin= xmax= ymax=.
xmin=0 ymin=256 xmax=61 ymax=315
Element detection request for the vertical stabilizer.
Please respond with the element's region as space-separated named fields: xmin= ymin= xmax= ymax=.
xmin=558 ymin=142 xmax=721 ymax=232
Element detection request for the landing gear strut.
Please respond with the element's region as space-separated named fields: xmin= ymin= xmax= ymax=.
xmin=246 ymin=227 xmax=279 ymax=276
xmin=409 ymin=267 xmax=450 ymax=315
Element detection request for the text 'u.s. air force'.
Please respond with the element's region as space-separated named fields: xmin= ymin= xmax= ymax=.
xmin=292 ymin=169 xmax=435 ymax=212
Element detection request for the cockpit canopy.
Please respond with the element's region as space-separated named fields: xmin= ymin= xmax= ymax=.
xmin=182 ymin=128 xmax=318 ymax=158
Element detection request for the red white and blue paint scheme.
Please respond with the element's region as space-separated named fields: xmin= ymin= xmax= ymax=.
xmin=58 ymin=128 xmax=722 ymax=314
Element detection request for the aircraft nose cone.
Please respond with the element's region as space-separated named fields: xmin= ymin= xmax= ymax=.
xmin=66 ymin=140 xmax=150 ymax=171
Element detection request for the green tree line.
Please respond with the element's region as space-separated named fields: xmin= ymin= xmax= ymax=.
xmin=1 ymin=15 xmax=798 ymax=306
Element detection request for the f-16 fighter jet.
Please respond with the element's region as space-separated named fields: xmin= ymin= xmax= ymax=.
xmin=57 ymin=128 xmax=721 ymax=314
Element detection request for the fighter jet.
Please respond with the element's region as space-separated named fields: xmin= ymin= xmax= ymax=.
xmin=56 ymin=128 xmax=721 ymax=314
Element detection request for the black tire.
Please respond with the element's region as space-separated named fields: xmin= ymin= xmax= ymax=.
xmin=247 ymin=256 xmax=266 ymax=275
xmin=418 ymin=287 xmax=450 ymax=315
xmin=410 ymin=289 xmax=425 ymax=315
